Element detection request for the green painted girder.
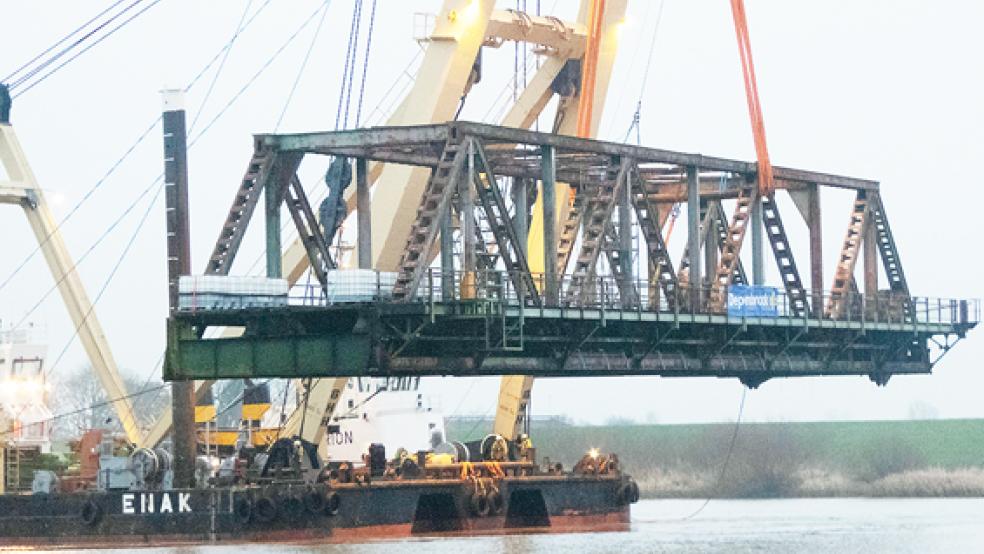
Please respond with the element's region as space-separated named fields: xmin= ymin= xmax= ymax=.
xmin=163 ymin=302 xmax=973 ymax=384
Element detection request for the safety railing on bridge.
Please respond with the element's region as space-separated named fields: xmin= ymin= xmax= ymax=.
xmin=180 ymin=269 xmax=978 ymax=328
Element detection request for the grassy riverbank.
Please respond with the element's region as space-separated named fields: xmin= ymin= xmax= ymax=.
xmin=446 ymin=418 xmax=984 ymax=498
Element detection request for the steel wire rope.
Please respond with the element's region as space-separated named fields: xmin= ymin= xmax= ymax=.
xmin=340 ymin=0 xmax=365 ymax=130
xmin=621 ymin=0 xmax=665 ymax=143
xmin=238 ymin=50 xmax=423 ymax=279
xmin=334 ymin=0 xmax=362 ymax=131
xmin=0 ymin=0 xmax=273 ymax=295
xmin=1 ymin=0 xmax=128 ymax=83
xmin=273 ymin=0 xmax=333 ymax=132
xmin=42 ymin=177 xmax=165 ymax=381
xmin=0 ymin=383 xmax=169 ymax=440
xmin=12 ymin=0 xmax=167 ymax=98
xmin=188 ymin=0 xmax=263 ymax=135
xmin=7 ymin=0 xmax=145 ymax=89
xmin=9 ymin=3 xmax=325 ymax=377
xmin=353 ymin=0 xmax=378 ymax=127
xmin=680 ymin=386 xmax=747 ymax=520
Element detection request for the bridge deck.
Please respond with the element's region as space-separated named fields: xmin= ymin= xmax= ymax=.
xmin=165 ymin=272 xmax=977 ymax=387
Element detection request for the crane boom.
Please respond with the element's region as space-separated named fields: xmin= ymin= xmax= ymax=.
xmin=0 ymin=120 xmax=143 ymax=446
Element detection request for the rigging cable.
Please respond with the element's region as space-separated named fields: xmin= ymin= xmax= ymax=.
xmin=189 ymin=0 xmax=263 ymax=134
xmin=341 ymin=0 xmax=365 ymax=130
xmin=12 ymin=0 xmax=167 ymax=98
xmin=274 ymin=0 xmax=332 ymax=132
xmin=334 ymin=0 xmax=362 ymax=130
xmin=681 ymin=386 xmax=747 ymax=520
xmin=1 ymin=0 xmax=128 ymax=83
xmin=7 ymin=2 xmax=328 ymax=357
xmin=353 ymin=0 xmax=378 ymax=127
xmin=7 ymin=0 xmax=144 ymax=89
xmin=0 ymin=0 xmax=272 ymax=296
xmin=622 ymin=0 xmax=665 ymax=144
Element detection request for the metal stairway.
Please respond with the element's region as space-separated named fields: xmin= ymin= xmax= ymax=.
xmin=392 ymin=139 xmax=468 ymax=301
xmin=556 ymin=188 xmax=587 ymax=276
xmin=869 ymin=193 xmax=913 ymax=320
xmin=206 ymin=147 xmax=276 ymax=275
xmin=825 ymin=191 xmax=869 ymax=318
xmin=707 ymin=187 xmax=756 ymax=312
xmin=761 ymin=194 xmax=809 ymax=317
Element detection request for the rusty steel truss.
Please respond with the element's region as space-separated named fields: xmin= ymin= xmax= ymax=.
xmin=164 ymin=122 xmax=977 ymax=388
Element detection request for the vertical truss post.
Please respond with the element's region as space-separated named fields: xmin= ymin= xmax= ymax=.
xmin=460 ymin=140 xmax=477 ymax=298
xmin=440 ymin=203 xmax=454 ymax=301
xmin=512 ymin=177 xmax=528 ymax=257
xmin=265 ymin=165 xmax=284 ymax=279
xmin=686 ymin=166 xmax=701 ymax=310
xmin=704 ymin=200 xmax=719 ymax=292
xmin=863 ymin=209 xmax=878 ymax=300
xmin=807 ymin=184 xmax=823 ymax=318
xmin=750 ymin=196 xmax=764 ymax=285
xmin=617 ymin=165 xmax=635 ymax=299
xmin=357 ymin=157 xmax=371 ymax=269
xmin=541 ymin=145 xmax=558 ymax=306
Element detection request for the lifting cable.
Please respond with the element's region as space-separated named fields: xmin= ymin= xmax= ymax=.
xmin=8 ymin=4 xmax=329 ymax=379
xmin=681 ymin=386 xmax=747 ymax=520
xmin=622 ymin=0 xmax=665 ymax=144
xmin=274 ymin=0 xmax=333 ymax=132
xmin=10 ymin=0 xmax=167 ymax=99
xmin=1 ymin=0 xmax=128 ymax=84
xmin=189 ymin=0 xmax=264 ymax=134
xmin=0 ymin=0 xmax=273 ymax=296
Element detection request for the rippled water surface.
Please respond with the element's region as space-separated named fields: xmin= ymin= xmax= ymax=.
xmin=52 ymin=498 xmax=984 ymax=553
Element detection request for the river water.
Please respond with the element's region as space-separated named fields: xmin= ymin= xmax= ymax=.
xmin=54 ymin=498 xmax=984 ymax=553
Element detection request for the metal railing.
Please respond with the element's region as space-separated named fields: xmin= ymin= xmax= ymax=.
xmin=252 ymin=269 xmax=979 ymax=328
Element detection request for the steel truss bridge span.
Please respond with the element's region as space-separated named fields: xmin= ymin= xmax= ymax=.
xmin=164 ymin=121 xmax=976 ymax=388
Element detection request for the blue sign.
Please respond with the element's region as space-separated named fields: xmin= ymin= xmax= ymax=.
xmin=727 ymin=285 xmax=780 ymax=317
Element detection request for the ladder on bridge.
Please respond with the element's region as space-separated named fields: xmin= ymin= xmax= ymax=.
xmin=761 ymin=194 xmax=809 ymax=317
xmin=393 ymin=139 xmax=468 ymax=301
xmin=207 ymin=146 xmax=275 ymax=275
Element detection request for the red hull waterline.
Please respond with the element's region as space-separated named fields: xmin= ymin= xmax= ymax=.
xmin=1 ymin=509 xmax=631 ymax=549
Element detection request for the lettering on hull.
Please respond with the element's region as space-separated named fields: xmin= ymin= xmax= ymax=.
xmin=121 ymin=493 xmax=192 ymax=514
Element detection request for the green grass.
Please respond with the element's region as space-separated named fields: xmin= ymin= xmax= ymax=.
xmin=446 ymin=418 xmax=984 ymax=472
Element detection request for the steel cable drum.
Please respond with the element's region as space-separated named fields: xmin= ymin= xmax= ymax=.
xmin=128 ymin=447 xmax=161 ymax=485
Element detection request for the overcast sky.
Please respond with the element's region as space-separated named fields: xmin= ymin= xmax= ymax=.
xmin=1 ymin=0 xmax=982 ymax=425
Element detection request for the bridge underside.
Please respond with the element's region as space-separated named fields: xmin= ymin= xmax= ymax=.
xmin=165 ymin=298 xmax=970 ymax=387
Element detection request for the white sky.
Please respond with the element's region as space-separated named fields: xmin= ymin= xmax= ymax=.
xmin=1 ymin=0 xmax=982 ymax=425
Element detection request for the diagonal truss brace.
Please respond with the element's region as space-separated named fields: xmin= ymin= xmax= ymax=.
xmin=283 ymin=172 xmax=336 ymax=290
xmin=470 ymin=138 xmax=542 ymax=306
xmin=565 ymin=157 xmax=631 ymax=303
xmin=825 ymin=190 xmax=869 ymax=319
